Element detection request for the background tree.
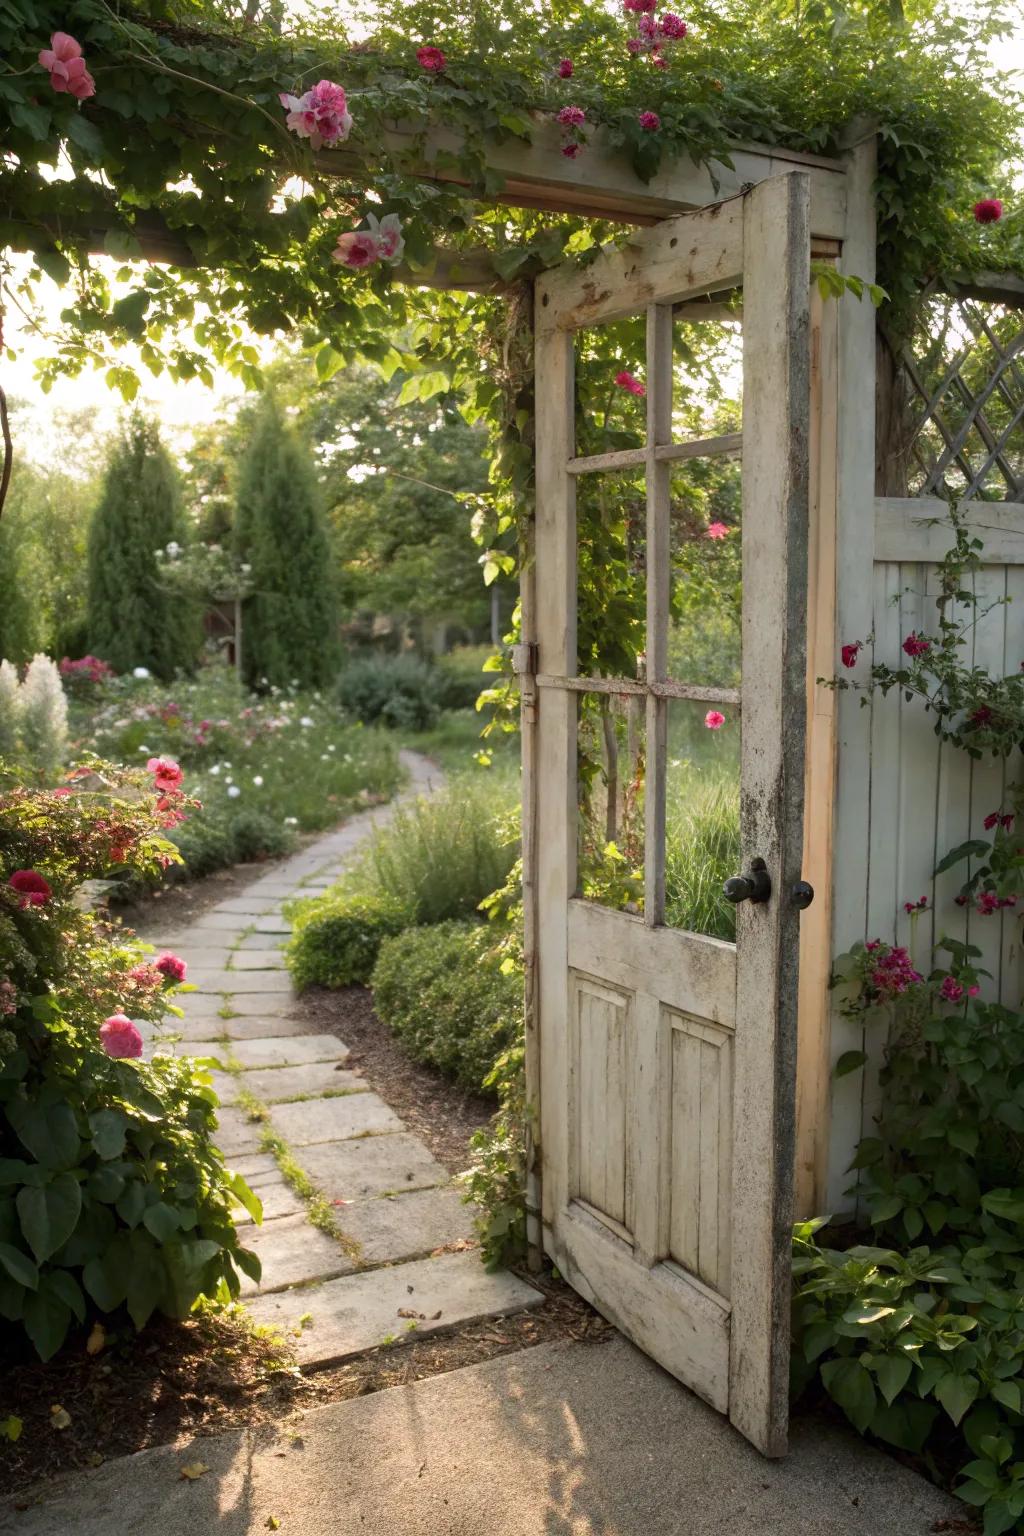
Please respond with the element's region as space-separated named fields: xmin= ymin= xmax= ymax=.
xmin=86 ymin=414 xmax=200 ymax=679
xmin=232 ymin=393 xmax=339 ymax=688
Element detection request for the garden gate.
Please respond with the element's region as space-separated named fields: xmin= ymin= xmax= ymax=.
xmin=527 ymin=172 xmax=811 ymax=1457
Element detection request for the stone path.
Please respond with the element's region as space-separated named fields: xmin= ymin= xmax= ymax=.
xmin=138 ymin=749 xmax=541 ymax=1366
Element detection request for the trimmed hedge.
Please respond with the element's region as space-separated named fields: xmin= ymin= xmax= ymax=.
xmin=371 ymin=920 xmax=522 ymax=1093
xmin=287 ymin=889 xmax=411 ymax=989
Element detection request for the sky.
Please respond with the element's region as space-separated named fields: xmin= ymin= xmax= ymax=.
xmin=4 ymin=14 xmax=1023 ymax=466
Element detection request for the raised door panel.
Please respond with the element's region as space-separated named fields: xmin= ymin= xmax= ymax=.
xmin=569 ymin=974 xmax=630 ymax=1234
xmin=667 ymin=1013 xmax=733 ymax=1296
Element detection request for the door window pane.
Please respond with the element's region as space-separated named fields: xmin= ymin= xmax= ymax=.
xmin=575 ymin=319 xmax=648 ymax=459
xmin=664 ymin=698 xmax=739 ymax=940
xmin=577 ymin=690 xmax=646 ymax=914
xmin=576 ymin=471 xmax=647 ymax=680
xmin=667 ymin=459 xmax=741 ymax=690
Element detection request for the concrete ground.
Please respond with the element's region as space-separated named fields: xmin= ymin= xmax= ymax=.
xmin=2 ymin=1336 xmax=963 ymax=1536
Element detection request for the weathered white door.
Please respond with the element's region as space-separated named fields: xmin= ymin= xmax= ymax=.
xmin=530 ymin=173 xmax=810 ymax=1456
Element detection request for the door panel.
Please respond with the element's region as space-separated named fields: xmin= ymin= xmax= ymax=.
xmin=532 ymin=173 xmax=810 ymax=1457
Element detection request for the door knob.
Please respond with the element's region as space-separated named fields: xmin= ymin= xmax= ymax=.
xmin=791 ymin=880 xmax=815 ymax=910
xmin=723 ymin=857 xmax=771 ymax=905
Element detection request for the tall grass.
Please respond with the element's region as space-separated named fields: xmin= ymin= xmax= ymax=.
xmin=664 ymin=770 xmax=739 ymax=941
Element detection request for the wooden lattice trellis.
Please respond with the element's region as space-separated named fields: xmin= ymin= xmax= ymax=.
xmin=895 ymin=293 xmax=1024 ymax=502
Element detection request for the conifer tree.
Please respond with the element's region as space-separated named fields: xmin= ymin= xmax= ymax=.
xmin=233 ymin=394 xmax=339 ymax=689
xmin=86 ymin=415 xmax=199 ymax=678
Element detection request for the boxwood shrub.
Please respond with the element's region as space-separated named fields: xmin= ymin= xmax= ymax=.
xmin=371 ymin=920 xmax=522 ymax=1093
xmin=286 ymin=889 xmax=412 ymax=989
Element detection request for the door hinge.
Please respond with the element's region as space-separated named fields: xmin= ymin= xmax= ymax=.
xmin=510 ymin=642 xmax=538 ymax=677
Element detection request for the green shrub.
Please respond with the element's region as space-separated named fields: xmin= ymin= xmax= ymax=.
xmin=287 ymin=890 xmax=411 ymax=989
xmin=664 ymin=775 xmax=739 ymax=941
xmin=170 ymin=805 xmax=293 ymax=880
xmin=434 ymin=646 xmax=493 ymax=712
xmin=0 ymin=767 xmax=259 ymax=1361
xmin=372 ymin=921 xmax=522 ymax=1092
xmin=336 ymin=653 xmax=440 ymax=731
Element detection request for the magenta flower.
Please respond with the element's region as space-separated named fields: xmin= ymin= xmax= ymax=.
xmin=705 ymin=710 xmax=726 ymax=730
xmin=984 ymin=811 xmax=1000 ymax=830
xmin=841 ymin=641 xmax=861 ymax=668
xmin=637 ymin=14 xmax=657 ymax=37
xmin=8 ymin=870 xmax=52 ymax=908
xmin=416 ymin=46 xmax=447 ymax=73
xmin=869 ymin=945 xmax=922 ymax=997
xmin=651 ymin=53 xmax=668 ymax=68
xmin=973 ymin=199 xmax=1003 ymax=224
xmin=706 ymin=522 xmax=730 ymax=541
xmin=557 ymin=106 xmax=586 ymax=127
xmin=557 ymin=59 xmax=574 ymax=78
xmin=147 ymin=755 xmax=183 ymax=793
xmin=38 ymin=32 xmax=96 ymax=101
xmin=155 ymin=951 xmax=187 ymax=984
xmin=903 ymin=896 xmax=928 ymax=914
xmin=624 ymin=0 xmax=657 ymax=11
xmin=561 ymin=143 xmax=582 ymax=158
xmin=99 ymin=1014 xmax=144 ymax=1060
xmin=638 ymin=111 xmax=661 ymax=132
xmin=902 ymin=632 xmax=930 ymax=658
xmin=627 ymin=36 xmax=648 ymax=53
xmin=279 ymin=80 xmax=352 ymax=150
xmin=658 ymin=12 xmax=688 ymax=37
xmin=614 ymin=369 xmax=646 ymax=396
xmin=940 ymin=976 xmax=965 ymax=1004
xmin=332 ymin=231 xmax=380 ymax=269
xmin=969 ymin=705 xmax=993 ymax=727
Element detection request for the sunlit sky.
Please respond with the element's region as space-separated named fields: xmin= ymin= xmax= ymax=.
xmin=5 ymin=13 xmax=1023 ymax=466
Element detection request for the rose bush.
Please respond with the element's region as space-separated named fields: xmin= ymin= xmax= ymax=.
xmin=0 ymin=762 xmax=260 ymax=1361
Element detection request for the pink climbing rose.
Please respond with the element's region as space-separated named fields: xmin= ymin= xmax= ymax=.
xmin=705 ymin=710 xmax=726 ymax=730
xmin=973 ymin=199 xmax=1003 ymax=224
xmin=557 ymin=59 xmax=574 ymax=77
xmin=841 ymin=641 xmax=861 ymax=668
xmin=146 ymin=755 xmax=183 ymax=792
xmin=706 ymin=522 xmax=730 ymax=540
xmin=99 ymin=1014 xmax=144 ymax=1060
xmin=658 ymin=13 xmax=688 ymax=37
xmin=940 ymin=976 xmax=965 ymax=1004
xmin=416 ymin=46 xmax=447 ymax=73
xmin=279 ymin=80 xmax=352 ymax=149
xmin=624 ymin=0 xmax=657 ymax=12
xmin=333 ymin=231 xmax=380 ymax=269
xmin=366 ymin=212 xmax=404 ymax=265
xmin=8 ymin=870 xmax=52 ymax=908
xmin=155 ymin=951 xmax=187 ymax=984
xmin=638 ymin=111 xmax=661 ymax=132
xmin=562 ymin=143 xmax=581 ymax=158
xmin=38 ymin=32 xmax=96 ymax=100
xmin=615 ymin=369 xmax=646 ymax=396
xmin=902 ymin=632 xmax=930 ymax=658
xmin=557 ymin=106 xmax=586 ymax=127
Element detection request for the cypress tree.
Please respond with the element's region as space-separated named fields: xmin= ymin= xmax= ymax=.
xmin=86 ymin=415 xmax=199 ymax=678
xmin=233 ymin=394 xmax=339 ymax=689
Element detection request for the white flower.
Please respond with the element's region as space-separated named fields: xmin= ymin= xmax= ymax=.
xmin=133 ymin=667 xmax=151 ymax=680
xmin=166 ymin=540 xmax=181 ymax=557
xmin=366 ymin=211 xmax=405 ymax=266
xmin=241 ymin=563 xmax=251 ymax=574
xmin=138 ymin=745 xmax=151 ymax=753
xmin=300 ymin=716 xmax=314 ymax=727
xmin=209 ymin=764 xmax=221 ymax=776
xmin=227 ymin=785 xmax=241 ymax=799
xmin=320 ymin=753 xmax=329 ymax=761
xmin=327 ymin=744 xmax=336 ymax=752
xmin=284 ymin=816 xmax=298 ymax=826
xmin=252 ymin=775 xmax=264 ymax=786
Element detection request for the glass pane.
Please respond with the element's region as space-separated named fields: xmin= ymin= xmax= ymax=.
xmin=672 ymin=310 xmax=742 ymax=440
xmin=575 ymin=318 xmax=648 ymax=459
xmin=576 ymin=471 xmax=647 ymax=680
xmin=667 ymin=458 xmax=741 ymax=689
xmin=577 ymin=690 xmax=646 ymax=914
xmin=664 ymin=698 xmax=739 ymax=940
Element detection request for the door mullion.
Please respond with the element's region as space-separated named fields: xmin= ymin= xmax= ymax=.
xmin=645 ymin=303 xmax=672 ymax=925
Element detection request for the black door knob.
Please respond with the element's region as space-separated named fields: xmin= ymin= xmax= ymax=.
xmin=791 ymin=880 xmax=815 ymax=910
xmin=723 ymin=857 xmax=771 ymax=905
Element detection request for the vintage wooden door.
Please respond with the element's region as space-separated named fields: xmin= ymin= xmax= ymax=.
xmin=530 ymin=172 xmax=810 ymax=1456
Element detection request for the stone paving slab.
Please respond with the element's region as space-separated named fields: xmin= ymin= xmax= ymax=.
xmin=183 ymin=911 xmax=255 ymax=933
xmin=229 ymin=949 xmax=286 ymax=970
xmin=222 ymin=1014 xmax=311 ymax=1041
xmin=203 ymin=971 xmax=296 ymax=996
xmin=269 ymin=1093 xmax=403 ymax=1146
xmin=251 ymin=914 xmax=293 ymax=934
xmin=339 ymin=1186 xmax=476 ymax=1267
xmin=207 ymin=898 xmax=280 ymax=916
xmin=297 ymin=1133 xmax=447 ymax=1201
xmin=176 ymin=991 xmax=231 ymax=1017
xmin=152 ymin=1015 xmax=229 ymax=1043
xmin=214 ymin=1062 xmax=366 ymax=1105
xmin=235 ymin=930 xmax=290 ymax=950
xmin=238 ymin=1211 xmax=355 ymax=1295
xmin=233 ymin=1173 xmax=305 ymax=1225
xmin=183 ymin=970 xmax=238 ymax=992
xmin=220 ymin=993 xmax=301 ymax=1018
xmin=230 ymin=1152 xmax=281 ymax=1185
xmin=214 ymin=1106 xmax=266 ymax=1158
xmin=226 ymin=1035 xmax=350 ymax=1069
xmin=246 ymin=1250 xmax=543 ymax=1364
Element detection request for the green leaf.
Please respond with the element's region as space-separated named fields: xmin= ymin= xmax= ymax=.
xmin=22 ymin=1287 xmax=71 ymax=1362
xmin=83 ymin=1238 xmax=130 ymax=1312
xmin=935 ymin=1371 xmax=980 ymax=1426
xmin=46 ymin=1269 xmax=85 ymax=1323
xmin=7 ymin=1100 xmax=79 ymax=1169
xmin=0 ymin=1240 xmax=38 ymax=1291
xmin=89 ymin=1109 xmax=128 ymax=1161
xmin=874 ymin=1353 xmax=914 ymax=1406
xmin=126 ymin=1232 xmax=166 ymax=1328
xmin=935 ymin=840 xmax=990 ymax=875
xmin=143 ymin=1202 xmax=181 ymax=1242
xmin=991 ymin=1380 xmax=1022 ymax=1414
xmin=834 ymin=1050 xmax=868 ymax=1078
xmin=17 ymin=1175 xmax=82 ymax=1263
xmin=315 ymin=344 xmax=344 ymax=382
xmin=821 ymin=1359 xmax=877 ymax=1433
xmin=116 ymin=1180 xmax=146 ymax=1228
xmin=65 ymin=112 xmax=106 ymax=162
xmin=226 ymin=1171 xmax=262 ymax=1226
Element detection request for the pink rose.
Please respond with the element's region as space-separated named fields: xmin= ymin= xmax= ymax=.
xmin=99 ymin=1014 xmax=144 ymax=1059
xmin=940 ymin=976 xmax=964 ymax=1004
xmin=902 ymin=632 xmax=930 ymax=659
xmin=658 ymin=13 xmax=688 ymax=37
xmin=557 ymin=105 xmax=586 ymax=127
xmin=155 ymin=951 xmax=187 ymax=984
xmin=973 ymin=199 xmax=1003 ymax=224
xmin=332 ymin=231 xmax=381 ymax=269
xmin=557 ymin=59 xmax=574 ymax=78
xmin=416 ymin=46 xmax=447 ymax=73
xmin=561 ymin=143 xmax=581 ymax=158
xmin=705 ymin=710 xmax=726 ymax=730
xmin=147 ymin=755 xmax=183 ymax=792
xmin=279 ymin=79 xmax=352 ymax=149
xmin=8 ymin=870 xmax=52 ymax=908
xmin=638 ymin=111 xmax=661 ymax=132
xmin=39 ymin=32 xmax=96 ymax=101
xmin=706 ymin=522 xmax=730 ymax=541
xmin=614 ymin=369 xmax=646 ymax=397
xmin=841 ymin=642 xmax=861 ymax=668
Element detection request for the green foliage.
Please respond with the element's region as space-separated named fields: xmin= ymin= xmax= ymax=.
xmin=664 ymin=773 xmax=740 ymax=941
xmin=371 ymin=920 xmax=522 ymax=1092
xmin=0 ymin=768 xmax=259 ymax=1361
xmin=0 ymin=446 xmax=96 ymax=666
xmin=461 ymin=1043 xmax=528 ymax=1270
xmin=434 ymin=647 xmax=495 ymax=712
xmin=336 ymin=653 xmax=441 ymax=731
xmin=286 ymin=890 xmax=412 ymax=990
xmin=233 ymin=395 xmax=340 ymax=690
xmin=86 ymin=415 xmax=200 ymax=680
